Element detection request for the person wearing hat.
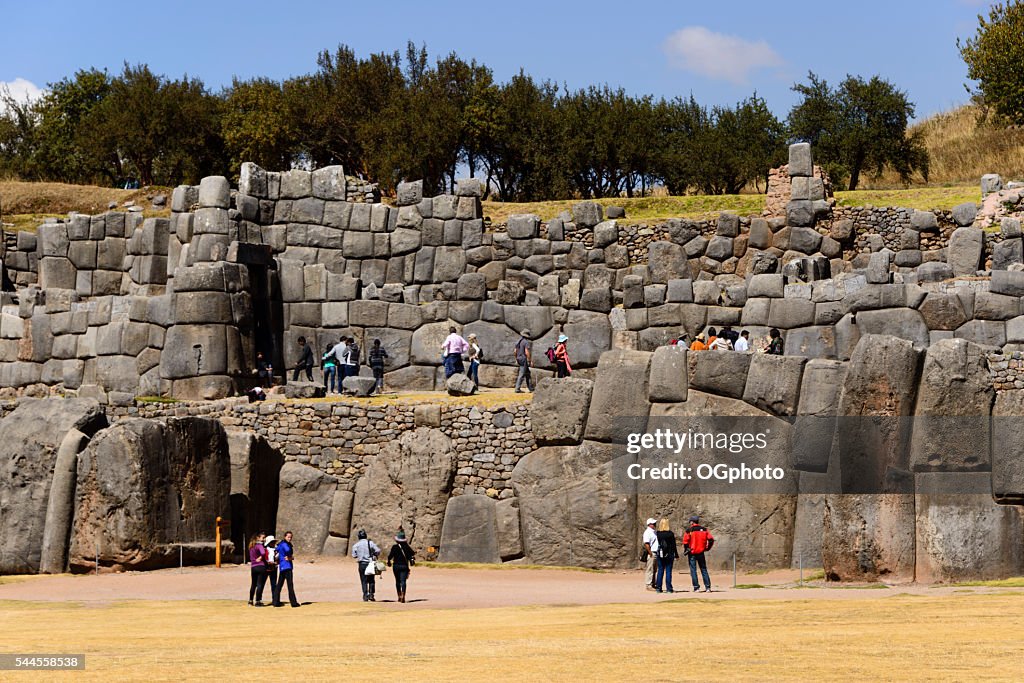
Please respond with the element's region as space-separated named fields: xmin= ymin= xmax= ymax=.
xmin=514 ymin=328 xmax=534 ymax=393
xmin=682 ymin=515 xmax=715 ymax=592
xmin=690 ymin=333 xmax=708 ymax=352
xmin=466 ymin=333 xmax=483 ymax=388
xmin=386 ymin=528 xmax=417 ymax=603
xmin=642 ymin=518 xmax=660 ymax=591
xmin=351 ymin=529 xmax=382 ymax=602
xmin=553 ymin=334 xmax=572 ymax=378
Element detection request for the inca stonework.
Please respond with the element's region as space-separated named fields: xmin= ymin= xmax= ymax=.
xmin=1 ymin=143 xmax=1023 ymax=582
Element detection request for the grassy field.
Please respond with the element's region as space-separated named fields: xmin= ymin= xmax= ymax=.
xmin=2 ymin=594 xmax=1023 ymax=681
xmin=0 ymin=180 xmax=172 ymax=232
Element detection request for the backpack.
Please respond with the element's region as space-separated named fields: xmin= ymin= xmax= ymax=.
xmin=349 ymin=343 xmax=361 ymax=365
xmin=545 ymin=347 xmax=557 ymax=363
xmin=476 ymin=345 xmax=484 ymax=361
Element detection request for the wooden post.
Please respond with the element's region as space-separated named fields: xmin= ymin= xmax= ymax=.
xmin=215 ymin=517 xmax=222 ymax=568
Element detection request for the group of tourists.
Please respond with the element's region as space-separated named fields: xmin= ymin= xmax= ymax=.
xmin=245 ymin=527 xmax=417 ymax=605
xmin=255 ymin=336 xmax=391 ymax=395
xmin=438 ymin=326 xmax=573 ymax=393
xmin=247 ymin=531 xmax=300 ymax=608
xmin=681 ymin=326 xmax=784 ymax=355
xmin=642 ymin=515 xmax=715 ymax=594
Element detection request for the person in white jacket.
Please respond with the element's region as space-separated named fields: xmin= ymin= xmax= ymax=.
xmin=642 ymin=518 xmax=660 ymax=591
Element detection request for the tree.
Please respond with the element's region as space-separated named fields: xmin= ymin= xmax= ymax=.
xmin=222 ymin=77 xmax=299 ymax=175
xmin=788 ymin=72 xmax=928 ymax=190
xmin=959 ymin=1 xmax=1024 ymax=123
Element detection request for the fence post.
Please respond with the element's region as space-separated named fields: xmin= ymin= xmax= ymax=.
xmin=732 ymin=552 xmax=736 ymax=588
xmin=215 ymin=517 xmax=222 ymax=568
xmin=95 ymin=541 xmax=99 ymax=575
xmin=799 ymin=554 xmax=803 ymax=586
xmin=180 ymin=544 xmax=184 ymax=574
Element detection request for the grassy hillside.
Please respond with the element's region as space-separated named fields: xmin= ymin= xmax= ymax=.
xmin=869 ymin=104 xmax=1024 ymax=188
xmin=0 ymin=181 xmax=172 ymax=231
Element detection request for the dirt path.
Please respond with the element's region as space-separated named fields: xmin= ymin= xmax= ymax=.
xmin=0 ymin=559 xmax=1012 ymax=608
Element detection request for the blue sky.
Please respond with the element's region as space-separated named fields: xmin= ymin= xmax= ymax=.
xmin=0 ymin=0 xmax=999 ymax=120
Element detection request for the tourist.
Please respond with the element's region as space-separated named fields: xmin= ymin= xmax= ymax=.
xmin=292 ymin=337 xmax=314 ymax=382
xmin=441 ymin=326 xmax=469 ymax=378
xmin=554 ymin=334 xmax=572 ymax=378
xmin=720 ymin=325 xmax=739 ymax=346
xmin=682 ymin=515 xmax=715 ymax=593
xmin=689 ymin=334 xmax=707 ymax=351
xmin=345 ymin=336 xmax=361 ymax=381
xmin=247 ymin=531 xmax=269 ymax=606
xmin=264 ymin=535 xmax=281 ymax=607
xmin=351 ymin=529 xmax=381 ymax=602
xmin=255 ymin=352 xmax=273 ymax=387
xmin=709 ymin=333 xmax=732 ymax=351
xmin=368 ymin=339 xmax=389 ymax=394
xmin=386 ymin=528 xmax=416 ymax=603
xmin=766 ymin=328 xmax=785 ymax=355
xmin=322 ymin=346 xmax=339 ymax=394
xmin=642 ymin=518 xmax=659 ymax=591
xmin=466 ymin=333 xmax=482 ymax=387
xmin=675 ymin=336 xmax=689 ymax=349
xmin=734 ymin=330 xmax=750 ymax=353
xmin=706 ymin=328 xmax=719 ymax=348
xmin=654 ymin=518 xmax=678 ymax=594
xmin=275 ymin=531 xmax=300 ymax=608
xmin=514 ymin=329 xmax=535 ymax=393
xmin=332 ymin=336 xmax=351 ymax=383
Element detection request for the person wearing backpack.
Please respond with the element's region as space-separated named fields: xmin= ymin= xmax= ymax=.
xmin=654 ymin=518 xmax=679 ymax=593
xmin=514 ymin=329 xmax=534 ymax=393
xmin=553 ymin=334 xmax=572 ymax=378
xmin=466 ymin=333 xmax=483 ymax=388
xmin=682 ymin=515 xmax=715 ymax=592
xmin=322 ymin=346 xmax=339 ymax=394
xmin=346 ymin=338 xmax=361 ymax=379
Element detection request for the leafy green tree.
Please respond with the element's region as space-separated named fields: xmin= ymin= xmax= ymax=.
xmin=959 ymin=1 xmax=1024 ymax=123
xmin=788 ymin=72 xmax=928 ymax=190
xmin=222 ymin=77 xmax=299 ymax=175
xmin=0 ymin=85 xmax=40 ymax=179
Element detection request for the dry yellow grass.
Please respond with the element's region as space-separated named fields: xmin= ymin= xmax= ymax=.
xmin=870 ymin=104 xmax=1024 ymax=188
xmin=0 ymin=180 xmax=173 ymax=232
xmin=2 ymin=595 xmax=1023 ymax=681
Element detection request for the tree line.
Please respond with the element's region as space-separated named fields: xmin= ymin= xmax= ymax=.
xmin=0 ymin=42 xmax=929 ymax=198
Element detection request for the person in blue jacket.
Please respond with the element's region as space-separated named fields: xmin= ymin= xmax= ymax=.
xmin=274 ymin=531 xmax=300 ymax=608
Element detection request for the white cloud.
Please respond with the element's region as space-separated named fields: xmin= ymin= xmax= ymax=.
xmin=0 ymin=78 xmax=44 ymax=111
xmin=663 ymin=26 xmax=785 ymax=85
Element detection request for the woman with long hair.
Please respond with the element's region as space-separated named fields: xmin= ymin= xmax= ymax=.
xmin=247 ymin=531 xmax=269 ymax=606
xmin=654 ymin=518 xmax=678 ymax=594
xmin=386 ymin=529 xmax=416 ymax=603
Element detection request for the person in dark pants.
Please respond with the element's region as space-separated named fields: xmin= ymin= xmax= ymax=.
xmin=368 ymin=339 xmax=389 ymax=394
xmin=766 ymin=328 xmax=785 ymax=355
xmin=292 ymin=336 xmax=315 ymax=381
xmin=247 ymin=531 xmax=269 ymax=606
xmin=256 ymin=352 xmax=273 ymax=387
xmin=264 ymin=535 xmax=280 ymax=607
xmin=275 ymin=531 xmax=300 ymax=608
xmin=682 ymin=515 xmax=715 ymax=592
xmin=654 ymin=518 xmax=678 ymax=593
xmin=351 ymin=529 xmax=381 ymax=602
xmin=386 ymin=529 xmax=416 ymax=603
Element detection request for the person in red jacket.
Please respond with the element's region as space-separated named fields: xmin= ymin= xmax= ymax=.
xmin=682 ymin=515 xmax=714 ymax=592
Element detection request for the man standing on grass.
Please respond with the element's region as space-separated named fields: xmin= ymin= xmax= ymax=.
xmin=642 ymin=518 xmax=659 ymax=591
xmin=682 ymin=515 xmax=714 ymax=592
xmin=275 ymin=531 xmax=300 ymax=608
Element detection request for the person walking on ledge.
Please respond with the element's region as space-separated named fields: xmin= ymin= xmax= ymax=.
xmin=387 ymin=529 xmax=416 ymax=603
xmin=682 ymin=515 xmax=714 ymax=593
xmin=553 ymin=334 xmax=572 ymax=378
xmin=292 ymin=336 xmax=314 ymax=382
xmin=369 ymin=339 xmax=389 ymax=394
xmin=514 ymin=329 xmax=534 ymax=392
xmin=441 ymin=327 xmax=468 ymax=378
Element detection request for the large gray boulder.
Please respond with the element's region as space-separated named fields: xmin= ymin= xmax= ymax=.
xmin=742 ymin=354 xmax=807 ymax=416
xmin=947 ymin=227 xmax=985 ymax=276
xmin=689 ymin=350 xmax=751 ymax=399
xmin=437 ymin=494 xmax=501 ymax=563
xmin=276 ymin=462 xmax=339 ymax=555
xmin=910 ymin=339 xmax=993 ymax=473
xmin=914 ymin=472 xmax=1024 ymax=582
xmin=648 ymin=346 xmax=688 ymax=403
xmin=531 ymin=377 xmax=594 ymax=445
xmin=584 ymin=350 xmax=652 ymax=443
xmin=445 ymin=373 xmax=477 ymax=396
xmin=0 ymin=399 xmax=106 ymax=574
xmin=69 ymin=417 xmax=231 ymax=571
xmin=511 ymin=441 xmax=636 ymax=568
xmin=647 ymin=241 xmax=689 ymax=284
xmin=822 ymin=493 xmax=916 ymax=583
xmin=993 ymin=390 xmax=1024 ymax=504
xmin=350 ymin=427 xmax=456 ymax=550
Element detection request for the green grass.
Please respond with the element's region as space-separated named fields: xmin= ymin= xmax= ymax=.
xmin=834 ymin=185 xmax=978 ymax=211
xmin=801 ymin=570 xmax=826 ymax=582
xmin=734 ymin=583 xmax=765 ymax=589
xmin=949 ymin=576 xmax=1024 ymax=588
